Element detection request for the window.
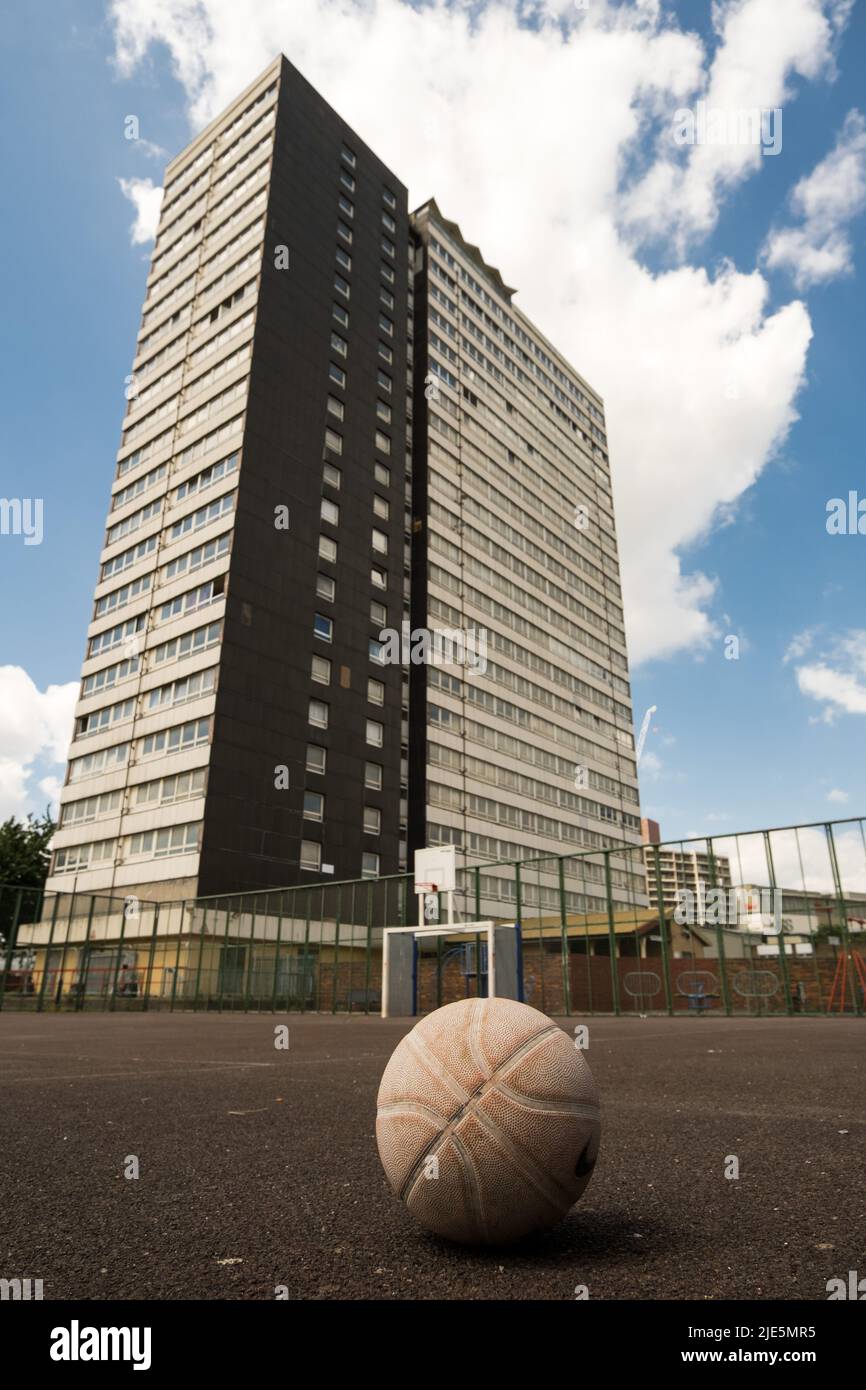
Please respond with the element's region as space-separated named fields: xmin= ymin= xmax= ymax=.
xmin=324 ymin=428 xmax=343 ymax=456
xmin=369 ymin=639 xmax=386 ymax=664
xmin=303 ymin=791 xmax=324 ymax=822
xmin=374 ymin=462 xmax=391 ymax=487
xmin=321 ymin=497 xmax=340 ymax=526
xmin=383 ymin=188 xmax=396 ymax=210
xmin=380 ymin=287 xmax=394 ymax=311
xmin=335 ymin=247 xmax=351 ymax=272
xmin=371 ymin=565 xmax=387 ymax=589
xmin=323 ymin=461 xmax=341 ymax=489
xmin=314 ymin=613 xmax=333 ymax=643
xmin=334 ymin=273 xmax=350 ymax=300
xmin=331 ymin=331 xmax=348 ymax=358
xmin=340 ymin=169 xmax=355 ymax=193
xmin=362 ymin=851 xmax=380 ymax=879
xmin=338 ymin=194 xmax=354 ymax=218
xmin=365 ymin=762 xmax=383 ymax=790
xmin=373 ymin=495 xmax=390 ymax=520
xmin=376 ymin=400 xmax=392 ymax=424
xmin=329 ymin=362 xmax=346 ymax=387
xmin=381 ymin=261 xmax=395 ymax=284
xmin=128 ymin=822 xmax=200 ymax=860
xmin=364 ymin=807 xmax=382 ymax=835
xmin=318 ymin=535 xmax=337 ymax=563
xmin=366 ymin=719 xmax=384 ymax=747
xmin=382 ymin=237 xmax=395 ymax=258
xmin=301 ymin=839 xmax=322 ymax=871
xmin=377 ymin=369 xmax=392 ymax=394
xmin=332 ymin=303 xmax=349 ymax=328
xmin=367 ymin=677 xmax=385 ymax=706
xmin=372 ymin=528 xmax=388 ymax=555
xmin=382 ymin=211 xmax=396 ymax=233
xmin=370 ymin=600 xmax=387 ymax=626
xmin=311 ymin=655 xmax=331 ymax=684
xmin=379 ymin=314 xmax=393 ymax=337
xmin=141 ymin=718 xmax=210 ymax=757
xmin=316 ymin=572 xmax=335 ymax=601
xmin=378 ymin=342 xmax=393 ymax=365
xmin=306 ymin=744 xmax=327 ymax=774
xmin=375 ymin=430 xmax=391 ymax=455
xmin=308 ymin=699 xmax=328 ymax=729
xmin=341 ymin=143 xmax=356 ymax=168
xmin=327 ymin=396 xmax=344 ymax=422
xmin=337 ymin=220 xmax=353 ymax=244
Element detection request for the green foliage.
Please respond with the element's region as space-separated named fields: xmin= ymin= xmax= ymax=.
xmin=0 ymin=810 xmax=56 ymax=940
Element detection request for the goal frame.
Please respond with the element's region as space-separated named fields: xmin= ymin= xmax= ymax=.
xmin=381 ymin=920 xmax=522 ymax=1018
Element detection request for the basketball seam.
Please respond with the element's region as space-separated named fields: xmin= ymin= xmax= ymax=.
xmin=466 ymin=1104 xmax=573 ymax=1215
xmin=395 ymin=1022 xmax=561 ymax=1201
xmin=377 ymin=1100 xmax=453 ymax=1128
xmin=449 ymin=1130 xmax=489 ymax=1244
xmin=492 ymin=1082 xmax=600 ymax=1120
xmin=468 ymin=997 xmax=490 ymax=1076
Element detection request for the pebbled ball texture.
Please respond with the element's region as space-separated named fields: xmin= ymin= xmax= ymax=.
xmin=376 ymin=997 xmax=601 ymax=1245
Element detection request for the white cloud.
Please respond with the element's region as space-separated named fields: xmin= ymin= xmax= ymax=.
xmin=792 ymin=630 xmax=866 ymax=719
xmin=687 ymin=823 xmax=866 ymax=892
xmin=783 ymin=627 xmax=818 ymax=663
xmin=107 ymin=0 xmax=846 ymax=666
xmin=827 ymin=788 xmax=849 ymax=803
xmin=622 ymin=0 xmax=845 ymax=249
xmin=118 ymin=176 xmax=164 ymax=244
xmin=0 ymin=668 xmax=77 ymax=820
xmin=763 ymin=108 xmax=866 ymax=288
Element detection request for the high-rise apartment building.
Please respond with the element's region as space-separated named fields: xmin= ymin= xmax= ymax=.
xmin=46 ymin=57 xmax=642 ymax=911
xmin=409 ymin=201 xmax=643 ymax=916
xmin=641 ymin=818 xmax=732 ymax=921
xmin=46 ymin=56 xmax=411 ymax=902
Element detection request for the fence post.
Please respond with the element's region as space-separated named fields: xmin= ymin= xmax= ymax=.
xmin=604 ymin=852 xmax=620 ymax=1016
xmin=36 ymin=893 xmax=61 ymax=1013
xmin=363 ymin=882 xmax=374 ymax=1015
xmin=707 ymin=840 xmax=733 ymax=1018
xmin=271 ymin=901 xmax=285 ymax=1014
xmin=109 ymin=896 xmax=130 ymax=1011
xmin=652 ymin=846 xmax=674 ymax=1016
xmin=0 ymin=887 xmax=25 ymax=1012
xmin=76 ymin=896 xmax=97 ymax=1012
xmin=170 ymin=901 xmax=186 ymax=1012
xmin=193 ymin=905 xmax=208 ymax=1011
xmin=331 ymin=886 xmax=342 ymax=1014
xmin=558 ymin=857 xmax=572 ymax=1017
xmin=826 ymin=822 xmax=861 ymax=1016
xmin=142 ymin=901 xmax=161 ymax=1010
xmin=762 ymin=833 xmax=792 ymax=1016
xmin=302 ymin=891 xmax=312 ymax=1013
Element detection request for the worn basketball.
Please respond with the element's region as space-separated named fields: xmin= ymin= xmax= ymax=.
xmin=376 ymin=997 xmax=601 ymax=1245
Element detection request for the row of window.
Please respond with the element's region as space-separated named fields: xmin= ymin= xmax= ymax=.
xmin=53 ymin=821 xmax=201 ymax=873
xmin=60 ymin=769 xmax=207 ymax=827
xmin=82 ymin=620 xmax=222 ymax=700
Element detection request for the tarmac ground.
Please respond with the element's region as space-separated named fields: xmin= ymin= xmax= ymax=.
xmin=0 ymin=1011 xmax=862 ymax=1301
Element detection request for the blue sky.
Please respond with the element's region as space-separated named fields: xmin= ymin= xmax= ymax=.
xmin=0 ymin=0 xmax=864 ymax=843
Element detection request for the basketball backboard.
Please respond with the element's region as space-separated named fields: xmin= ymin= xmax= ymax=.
xmin=414 ymin=845 xmax=456 ymax=894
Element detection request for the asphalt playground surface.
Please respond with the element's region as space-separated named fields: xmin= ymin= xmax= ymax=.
xmin=0 ymin=1011 xmax=862 ymax=1301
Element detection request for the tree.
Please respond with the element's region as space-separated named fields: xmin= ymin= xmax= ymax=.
xmin=0 ymin=810 xmax=56 ymax=942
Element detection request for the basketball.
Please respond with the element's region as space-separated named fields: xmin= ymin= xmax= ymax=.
xmin=376 ymin=997 xmax=601 ymax=1245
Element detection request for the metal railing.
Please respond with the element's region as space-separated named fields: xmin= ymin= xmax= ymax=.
xmin=2 ymin=816 xmax=865 ymax=1016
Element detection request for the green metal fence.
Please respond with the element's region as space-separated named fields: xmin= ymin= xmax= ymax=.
xmin=2 ymin=817 xmax=865 ymax=1017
